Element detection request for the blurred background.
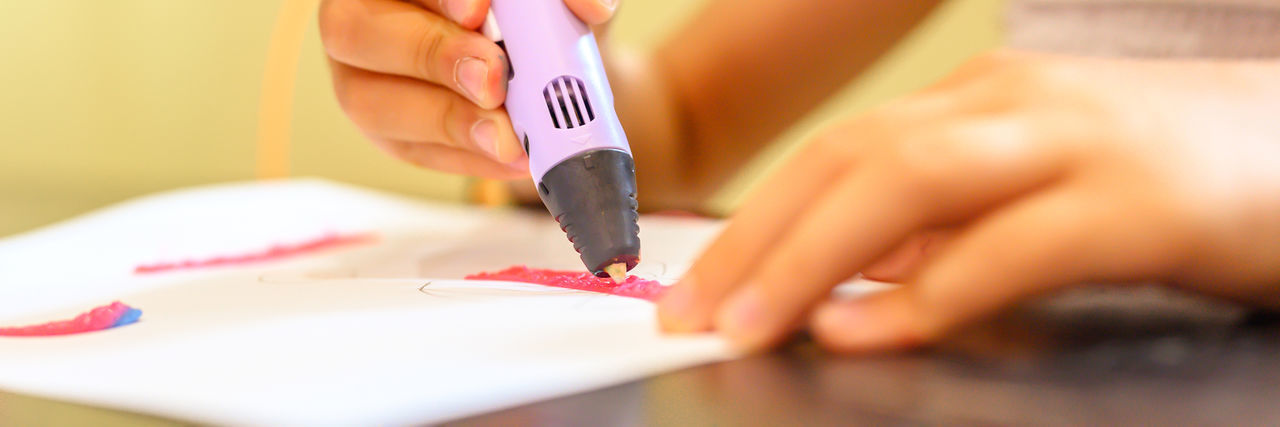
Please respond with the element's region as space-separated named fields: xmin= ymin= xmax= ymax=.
xmin=0 ymin=0 xmax=1001 ymax=238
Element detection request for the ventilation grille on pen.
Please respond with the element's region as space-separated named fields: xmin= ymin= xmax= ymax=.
xmin=542 ymin=75 xmax=596 ymax=129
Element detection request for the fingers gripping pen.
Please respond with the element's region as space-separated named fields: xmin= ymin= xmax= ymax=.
xmin=483 ymin=1 xmax=640 ymax=282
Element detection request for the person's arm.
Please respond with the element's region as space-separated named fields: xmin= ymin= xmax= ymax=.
xmin=627 ymin=0 xmax=943 ymax=210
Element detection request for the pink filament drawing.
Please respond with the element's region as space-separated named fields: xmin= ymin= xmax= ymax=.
xmin=134 ymin=232 xmax=377 ymax=274
xmin=0 ymin=301 xmax=141 ymax=337
xmin=465 ymin=265 xmax=667 ymax=301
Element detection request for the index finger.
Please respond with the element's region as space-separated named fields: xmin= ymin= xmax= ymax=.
xmin=320 ymin=0 xmax=507 ymax=108
xmin=656 ymin=128 xmax=862 ymax=333
xmin=656 ymin=96 xmax=968 ymax=333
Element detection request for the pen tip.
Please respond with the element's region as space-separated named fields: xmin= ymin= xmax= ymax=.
xmin=604 ymin=263 xmax=627 ymax=284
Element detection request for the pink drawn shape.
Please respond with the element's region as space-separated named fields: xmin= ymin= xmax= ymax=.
xmin=134 ymin=232 xmax=378 ymax=274
xmin=0 ymin=301 xmax=139 ymax=337
xmin=465 ymin=265 xmax=666 ymax=302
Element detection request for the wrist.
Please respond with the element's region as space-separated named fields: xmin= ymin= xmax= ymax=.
xmin=607 ymin=47 xmax=710 ymax=212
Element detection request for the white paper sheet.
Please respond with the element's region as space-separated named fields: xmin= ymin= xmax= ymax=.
xmin=0 ymin=179 xmax=734 ymax=425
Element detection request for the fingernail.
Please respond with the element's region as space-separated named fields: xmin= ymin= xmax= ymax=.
xmin=600 ymin=0 xmax=618 ymax=10
xmin=717 ymin=286 xmax=766 ymax=341
xmin=444 ymin=0 xmax=471 ymax=23
xmin=455 ymin=57 xmax=490 ymax=105
xmin=471 ymin=119 xmax=500 ymax=160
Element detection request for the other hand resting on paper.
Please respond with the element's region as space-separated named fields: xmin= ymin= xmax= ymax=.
xmin=659 ymin=51 xmax=1280 ymax=353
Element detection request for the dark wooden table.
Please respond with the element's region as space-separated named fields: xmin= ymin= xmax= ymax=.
xmin=5 ymin=286 xmax=1279 ymax=426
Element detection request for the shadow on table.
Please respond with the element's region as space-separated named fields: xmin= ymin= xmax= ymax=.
xmin=456 ymin=285 xmax=1280 ymax=426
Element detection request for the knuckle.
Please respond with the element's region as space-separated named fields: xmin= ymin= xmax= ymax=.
xmin=993 ymin=61 xmax=1043 ymax=90
xmin=975 ymin=49 xmax=1020 ymax=67
xmin=882 ymin=129 xmax=972 ymax=197
xmin=436 ymin=94 xmax=463 ymax=145
xmin=811 ymin=108 xmax=910 ymax=157
xmin=318 ymin=0 xmax=359 ymax=60
xmin=992 ymin=59 xmax=1078 ymax=97
xmin=945 ymin=50 xmax=1022 ymax=84
xmin=953 ymin=51 xmax=1010 ymax=76
xmin=807 ymin=129 xmax=859 ymax=162
xmin=413 ymin=23 xmax=450 ymax=81
xmin=792 ymin=127 xmax=860 ymax=176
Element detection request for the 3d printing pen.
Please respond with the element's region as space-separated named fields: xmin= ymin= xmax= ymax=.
xmin=483 ymin=1 xmax=641 ymax=283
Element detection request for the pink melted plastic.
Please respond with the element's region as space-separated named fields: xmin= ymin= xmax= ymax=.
xmin=0 ymin=302 xmax=134 ymax=337
xmin=134 ymin=232 xmax=378 ymax=274
xmin=465 ymin=265 xmax=666 ymax=301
